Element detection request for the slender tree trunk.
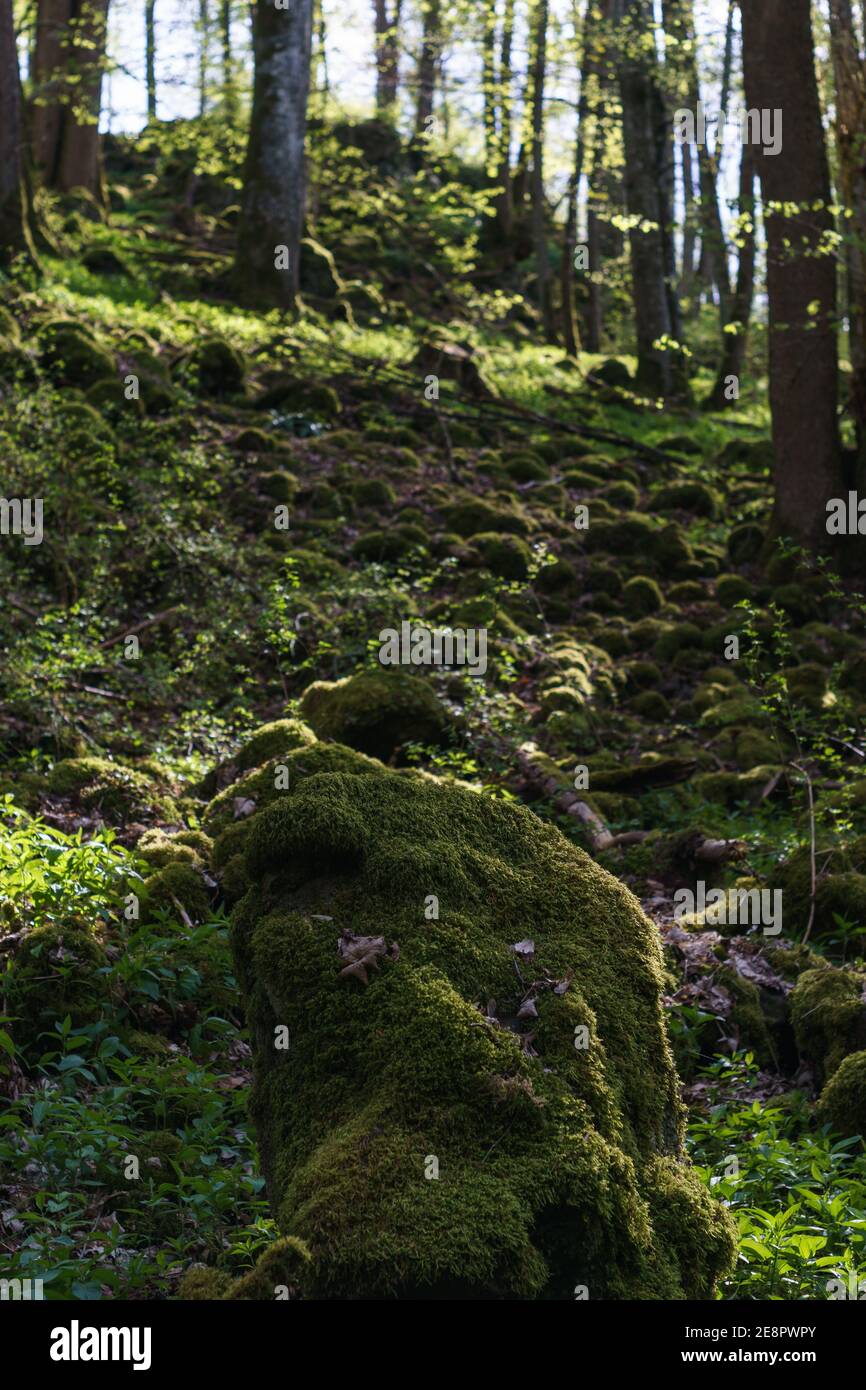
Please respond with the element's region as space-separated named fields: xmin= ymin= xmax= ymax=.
xmin=145 ymin=0 xmax=157 ymax=120
xmin=233 ymin=0 xmax=314 ymax=311
xmin=415 ymin=0 xmax=441 ymax=140
xmin=0 ymin=0 xmax=39 ymax=266
xmin=373 ymin=0 xmax=402 ymax=115
xmin=739 ymin=0 xmax=842 ymax=552
xmin=494 ymin=0 xmax=516 ymax=242
xmin=530 ymin=0 xmax=555 ymax=341
xmin=221 ymin=0 xmax=236 ymax=116
xmin=664 ymin=0 xmax=731 ymax=321
xmin=680 ymin=137 xmax=698 ymax=301
xmin=562 ymin=0 xmax=594 ymax=356
xmin=615 ymin=0 xmax=688 ymax=398
xmin=705 ymin=144 xmax=755 ymax=409
xmin=32 ymin=0 xmax=70 ymax=182
xmin=829 ymin=0 xmax=866 ymax=475
xmin=198 ymin=0 xmax=209 ymax=116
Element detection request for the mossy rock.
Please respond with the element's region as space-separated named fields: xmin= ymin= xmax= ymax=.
xmin=136 ymin=828 xmax=204 ymax=871
xmin=504 ymin=454 xmax=550 ymax=483
xmin=470 ymin=532 xmax=532 ymax=580
xmin=790 ymin=966 xmax=866 ymax=1079
xmin=630 ymin=691 xmax=670 ymax=721
xmin=816 ymin=1051 xmax=866 ymax=1137
xmin=139 ymin=862 xmax=213 ymax=925
xmin=38 ymin=319 xmax=116 ymax=388
xmin=352 ymin=526 xmax=428 ymax=562
xmin=47 ymin=757 xmax=178 ymax=823
xmin=623 ymin=576 xmax=663 ymax=617
xmin=589 ymin=358 xmax=632 ymax=391
xmin=199 ymin=718 xmax=317 ymax=798
xmin=233 ymin=427 xmax=280 ymax=454
xmin=536 ymin=557 xmax=579 ymax=595
xmin=652 ymin=480 xmax=719 ymax=519
xmin=586 ymin=562 xmax=623 ymax=597
xmin=727 ymin=522 xmax=764 ymax=566
xmin=257 ymin=376 xmax=341 ymax=420
xmin=715 ymin=574 xmax=753 ymax=607
xmin=603 ymin=480 xmax=640 ymax=509
xmin=181 ymin=337 xmax=247 ymax=398
xmin=668 ymin=581 xmax=705 ymax=604
xmin=442 ymin=497 xmax=528 ymax=538
xmin=299 ymin=670 xmax=454 ymax=761
xmin=230 ymin=762 xmax=735 ymax=1298
xmin=584 ymin=512 xmax=657 ymax=556
xmin=351 ymin=478 xmax=396 ymax=508
xmin=6 ymin=925 xmax=107 ymax=1046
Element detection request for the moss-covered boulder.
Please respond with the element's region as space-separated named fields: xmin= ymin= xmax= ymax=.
xmin=229 ymin=761 xmax=735 ymax=1299
xmin=816 ymin=1051 xmax=866 ymax=1137
xmin=299 ymin=670 xmax=454 ymax=761
xmin=790 ymin=966 xmax=866 ymax=1080
xmin=6 ymin=925 xmax=107 ymax=1044
xmin=38 ymin=319 xmax=116 ymax=388
xmin=199 ymin=718 xmax=316 ymax=798
xmin=47 ymin=757 xmax=179 ymax=823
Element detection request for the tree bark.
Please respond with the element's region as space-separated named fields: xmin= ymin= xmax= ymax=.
xmin=739 ymin=0 xmax=842 ymax=551
xmin=562 ymin=0 xmax=594 ymax=357
xmin=828 ymin=0 xmax=866 ymax=478
xmin=0 ymin=0 xmax=38 ymax=266
xmin=32 ymin=0 xmax=110 ymax=200
xmin=145 ymin=0 xmax=157 ymax=120
xmin=415 ymin=0 xmax=441 ymax=140
xmin=530 ymin=0 xmax=556 ymax=341
xmin=704 ymin=143 xmax=756 ymax=410
xmin=615 ymin=0 xmax=688 ymax=398
xmin=233 ymin=0 xmax=314 ymax=311
xmin=373 ymin=0 xmax=402 ymax=115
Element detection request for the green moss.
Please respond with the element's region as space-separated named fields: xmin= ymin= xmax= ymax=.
xmin=140 ymin=862 xmax=212 ymax=925
xmin=351 ymin=478 xmax=396 ymax=507
xmin=443 ymin=498 xmax=528 ymax=538
xmin=352 ymin=526 xmax=428 ymax=561
xmin=470 ymin=532 xmax=532 ymax=579
xmin=816 ymin=1051 xmax=866 ymax=1137
xmin=727 ymin=522 xmax=764 ymax=566
xmin=299 ymin=670 xmax=453 ymax=762
xmin=652 ymin=480 xmax=719 ymax=519
xmin=38 ymin=319 xmax=116 ymax=388
xmin=736 ymin=728 xmax=781 ymax=769
xmin=47 ymin=757 xmax=178 ymax=822
xmin=790 ymin=967 xmax=866 ymax=1079
xmin=178 ymin=1267 xmax=234 ymax=1300
xmin=630 ymin=691 xmax=670 ymax=720
xmin=136 ymin=828 xmax=203 ymax=871
xmin=623 ymin=576 xmax=663 ymax=617
xmin=183 ymin=337 xmax=247 ymax=397
xmin=505 ymin=455 xmax=550 ymax=483
xmin=6 ymin=925 xmax=107 ymax=1045
xmin=227 ymin=1236 xmax=312 ymax=1300
xmin=536 ymin=557 xmax=579 ymax=594
xmin=715 ymin=574 xmax=753 ymax=607
xmin=715 ymin=966 xmax=777 ymax=1068
xmin=230 ymin=761 xmax=734 ymax=1298
xmin=603 ymin=479 xmax=640 ymax=509
xmin=584 ymin=512 xmax=657 ymax=555
xmin=668 ymin=580 xmax=705 ymax=604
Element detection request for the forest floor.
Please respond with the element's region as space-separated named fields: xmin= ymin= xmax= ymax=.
xmin=1 ymin=128 xmax=866 ymax=1300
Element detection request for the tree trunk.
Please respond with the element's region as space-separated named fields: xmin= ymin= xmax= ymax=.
xmin=373 ymin=0 xmax=402 ymax=115
xmin=492 ymin=0 xmax=516 ymax=243
xmin=562 ymin=0 xmax=594 ymax=356
xmin=198 ymin=0 xmax=209 ymax=116
xmin=739 ymin=0 xmax=842 ymax=552
xmin=221 ymin=0 xmax=236 ymax=115
xmin=530 ymin=0 xmax=555 ymax=341
xmin=704 ymin=143 xmax=756 ymax=410
xmin=233 ymin=0 xmax=314 ymax=311
xmin=32 ymin=0 xmax=70 ymax=182
xmin=663 ymin=0 xmax=731 ymax=321
xmin=415 ymin=0 xmax=441 ymax=140
xmin=828 ymin=0 xmax=866 ymax=477
xmin=615 ymin=0 xmax=688 ymax=398
xmin=145 ymin=0 xmax=157 ymax=120
xmin=680 ymin=136 xmax=698 ymax=302
xmin=54 ymin=0 xmax=111 ymax=199
xmin=0 ymin=0 xmax=38 ymax=266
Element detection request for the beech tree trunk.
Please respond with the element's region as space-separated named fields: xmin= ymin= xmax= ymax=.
xmin=373 ymin=0 xmax=402 ymax=115
xmin=739 ymin=0 xmax=842 ymax=551
xmin=705 ymin=143 xmax=756 ymax=410
xmin=562 ymin=0 xmax=594 ymax=357
xmin=530 ymin=0 xmax=555 ymax=341
xmin=829 ymin=0 xmax=866 ymax=479
xmin=614 ymin=0 xmax=688 ymax=398
xmin=0 ymin=0 xmax=38 ymax=265
xmin=494 ymin=0 xmax=516 ymax=243
xmin=415 ymin=0 xmax=441 ymax=139
xmin=32 ymin=0 xmax=110 ymax=200
xmin=233 ymin=0 xmax=314 ymax=311
xmin=145 ymin=0 xmax=156 ymax=119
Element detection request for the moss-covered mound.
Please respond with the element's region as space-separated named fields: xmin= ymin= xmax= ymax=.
xmin=230 ymin=759 xmax=735 ymax=1299
xmin=299 ymin=669 xmax=454 ymax=761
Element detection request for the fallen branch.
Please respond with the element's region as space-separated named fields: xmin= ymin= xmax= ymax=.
xmin=99 ymin=606 xmax=183 ymax=650
xmin=517 ymin=743 xmax=650 ymax=853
